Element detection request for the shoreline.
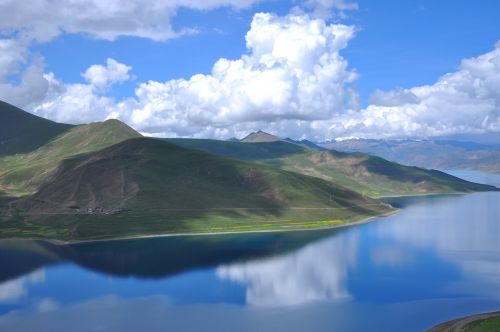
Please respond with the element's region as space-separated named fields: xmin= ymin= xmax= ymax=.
xmin=3 ymin=189 xmax=497 ymax=246
xmin=374 ymin=191 xmax=469 ymax=199
xmin=0 ymin=209 xmax=400 ymax=246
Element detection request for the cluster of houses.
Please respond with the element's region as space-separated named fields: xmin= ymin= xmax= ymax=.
xmin=80 ymin=207 xmax=127 ymax=215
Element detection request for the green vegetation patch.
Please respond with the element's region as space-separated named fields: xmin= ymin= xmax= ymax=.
xmin=463 ymin=316 xmax=500 ymax=331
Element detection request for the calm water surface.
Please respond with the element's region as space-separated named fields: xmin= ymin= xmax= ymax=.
xmin=0 ymin=170 xmax=499 ymax=331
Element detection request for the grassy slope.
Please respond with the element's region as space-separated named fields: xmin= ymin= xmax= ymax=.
xmin=0 ymin=119 xmax=141 ymax=196
xmin=2 ymin=138 xmax=392 ymax=241
xmin=165 ymin=138 xmax=497 ymax=196
xmin=429 ymin=312 xmax=500 ymax=332
xmin=0 ymin=101 xmax=73 ymax=156
xmin=465 ymin=316 xmax=500 ymax=331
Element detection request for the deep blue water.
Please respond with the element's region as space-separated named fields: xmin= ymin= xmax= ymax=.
xmin=0 ymin=171 xmax=499 ymax=331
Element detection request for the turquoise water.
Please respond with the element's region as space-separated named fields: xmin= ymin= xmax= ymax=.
xmin=0 ymin=171 xmax=499 ymax=331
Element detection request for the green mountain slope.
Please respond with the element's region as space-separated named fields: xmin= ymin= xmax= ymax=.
xmin=3 ymin=138 xmax=392 ymax=241
xmin=0 ymin=119 xmax=141 ymax=196
xmin=165 ymin=138 xmax=497 ymax=196
xmin=0 ymin=100 xmax=73 ymax=156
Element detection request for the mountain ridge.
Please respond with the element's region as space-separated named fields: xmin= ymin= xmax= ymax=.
xmin=0 ymin=101 xmax=74 ymax=156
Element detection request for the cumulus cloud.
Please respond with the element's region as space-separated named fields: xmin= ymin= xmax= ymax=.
xmin=0 ymin=37 xmax=52 ymax=108
xmin=82 ymin=58 xmax=132 ymax=92
xmin=19 ymin=12 xmax=359 ymax=140
xmin=335 ymin=42 xmax=500 ymax=139
xmin=0 ymin=0 xmax=263 ymax=42
xmin=30 ymin=71 xmax=121 ymax=124
xmin=119 ymin=13 xmax=357 ymax=137
xmin=1 ymin=5 xmax=499 ymax=140
xmin=0 ymin=0 xmax=262 ymax=115
xmin=0 ymin=38 xmax=30 ymax=80
xmin=0 ymin=51 xmax=50 ymax=109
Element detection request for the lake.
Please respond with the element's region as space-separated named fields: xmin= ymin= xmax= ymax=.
xmin=0 ymin=170 xmax=499 ymax=331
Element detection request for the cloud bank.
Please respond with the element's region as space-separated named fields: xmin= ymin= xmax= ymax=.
xmin=339 ymin=42 xmax=500 ymax=138
xmin=23 ymin=13 xmax=361 ymax=140
xmin=0 ymin=2 xmax=499 ymax=140
xmin=0 ymin=0 xmax=262 ymax=42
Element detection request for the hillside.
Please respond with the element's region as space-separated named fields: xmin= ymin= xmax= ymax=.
xmin=283 ymin=138 xmax=327 ymax=151
xmin=0 ymin=119 xmax=142 ymax=196
xmin=166 ymin=138 xmax=498 ymax=197
xmin=321 ymin=138 xmax=500 ymax=174
xmin=0 ymin=100 xmax=73 ymax=156
xmin=2 ymin=138 xmax=392 ymax=241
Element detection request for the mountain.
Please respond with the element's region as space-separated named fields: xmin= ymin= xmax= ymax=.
xmin=0 ymin=107 xmax=495 ymax=241
xmin=320 ymin=138 xmax=500 ymax=174
xmin=166 ymin=138 xmax=498 ymax=197
xmin=241 ymin=130 xmax=280 ymax=143
xmin=4 ymin=138 xmax=392 ymax=241
xmin=0 ymin=119 xmax=142 ymax=196
xmin=0 ymin=100 xmax=73 ymax=156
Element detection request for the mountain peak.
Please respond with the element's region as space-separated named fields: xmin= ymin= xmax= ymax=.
xmin=241 ymin=131 xmax=280 ymax=143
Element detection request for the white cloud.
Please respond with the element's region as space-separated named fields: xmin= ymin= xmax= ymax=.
xmin=82 ymin=58 xmax=132 ymax=92
xmin=0 ymin=38 xmax=29 ymax=80
xmin=18 ymin=12 xmax=359 ymax=140
xmin=0 ymin=52 xmax=50 ymax=109
xmin=0 ymin=0 xmax=263 ymax=42
xmin=31 ymin=72 xmax=118 ymax=124
xmin=370 ymin=88 xmax=420 ymax=107
xmin=334 ymin=42 xmax=500 ymax=139
xmin=0 ymin=0 xmax=263 ymax=115
xmin=1 ymin=5 xmax=499 ymax=141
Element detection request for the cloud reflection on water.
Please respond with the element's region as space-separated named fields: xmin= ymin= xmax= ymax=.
xmin=0 ymin=269 xmax=45 ymax=302
xmin=216 ymin=231 xmax=359 ymax=306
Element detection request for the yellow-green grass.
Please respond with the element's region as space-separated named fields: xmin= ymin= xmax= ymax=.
xmin=1 ymin=207 xmax=388 ymax=242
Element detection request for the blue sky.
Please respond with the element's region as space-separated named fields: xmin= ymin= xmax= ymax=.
xmin=1 ymin=0 xmax=500 ymax=140
xmin=32 ymin=0 xmax=500 ymax=105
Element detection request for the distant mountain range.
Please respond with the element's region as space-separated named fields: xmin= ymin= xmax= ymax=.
xmin=0 ymin=101 xmax=497 ymax=241
xmin=320 ymin=138 xmax=500 ymax=173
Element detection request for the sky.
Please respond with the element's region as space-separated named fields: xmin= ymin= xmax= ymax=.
xmin=0 ymin=0 xmax=499 ymax=141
